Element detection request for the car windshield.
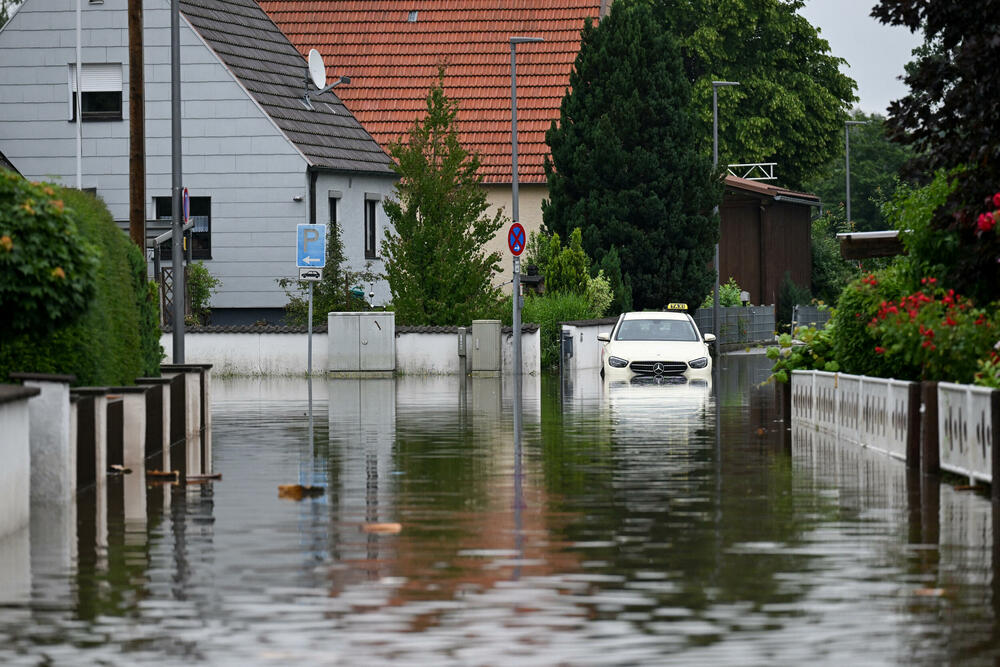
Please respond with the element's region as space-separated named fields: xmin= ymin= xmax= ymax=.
xmin=614 ymin=318 xmax=699 ymax=342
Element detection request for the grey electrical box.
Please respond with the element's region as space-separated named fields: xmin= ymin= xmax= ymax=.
xmin=457 ymin=326 xmax=467 ymax=357
xmin=328 ymin=312 xmax=395 ymax=373
xmin=470 ymin=319 xmax=501 ymax=373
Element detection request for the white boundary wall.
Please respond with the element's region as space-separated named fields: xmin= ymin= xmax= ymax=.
xmin=163 ymin=328 xmax=541 ymax=376
xmin=938 ymin=382 xmax=996 ymax=485
xmin=791 ymin=370 xmax=915 ymax=462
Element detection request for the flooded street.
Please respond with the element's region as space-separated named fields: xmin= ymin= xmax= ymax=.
xmin=2 ymin=353 xmax=999 ymax=665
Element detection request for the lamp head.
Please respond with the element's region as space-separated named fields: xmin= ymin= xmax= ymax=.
xmin=510 ymin=36 xmax=544 ymax=45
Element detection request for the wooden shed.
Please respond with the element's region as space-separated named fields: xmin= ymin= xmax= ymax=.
xmin=719 ymin=176 xmax=819 ymax=310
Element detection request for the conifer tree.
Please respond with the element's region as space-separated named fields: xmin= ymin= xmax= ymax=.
xmin=543 ymin=1 xmax=721 ymax=310
xmin=381 ymin=71 xmax=505 ymax=325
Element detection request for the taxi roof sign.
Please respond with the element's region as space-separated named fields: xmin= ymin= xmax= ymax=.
xmin=666 ymin=303 xmax=688 ymax=311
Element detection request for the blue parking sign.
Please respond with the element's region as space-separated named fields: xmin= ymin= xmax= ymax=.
xmin=297 ymin=224 xmax=326 ymax=268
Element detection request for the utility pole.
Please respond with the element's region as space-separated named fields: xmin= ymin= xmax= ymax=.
xmin=128 ymin=0 xmax=145 ymax=261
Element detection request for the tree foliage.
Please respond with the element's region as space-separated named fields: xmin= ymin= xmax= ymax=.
xmin=543 ymin=1 xmax=721 ymax=310
xmin=381 ymin=71 xmax=505 ymax=326
xmin=872 ymin=0 xmax=1000 ymax=301
xmin=803 ymin=111 xmax=914 ymax=232
xmin=659 ymin=0 xmax=858 ymax=190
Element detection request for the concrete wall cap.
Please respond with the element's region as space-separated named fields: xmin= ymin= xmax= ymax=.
xmin=69 ymin=387 xmax=111 ymax=396
xmin=8 ymin=372 xmax=77 ymax=383
xmin=0 ymin=384 xmax=41 ymax=405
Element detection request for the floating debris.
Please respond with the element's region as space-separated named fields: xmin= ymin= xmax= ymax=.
xmin=913 ymin=588 xmax=947 ymax=597
xmin=278 ymin=484 xmax=325 ymax=500
xmin=107 ymin=464 xmax=132 ymax=475
xmin=186 ymin=473 xmax=222 ymax=482
xmin=362 ymin=523 xmax=402 ymax=534
xmin=147 ymin=470 xmax=179 ymax=481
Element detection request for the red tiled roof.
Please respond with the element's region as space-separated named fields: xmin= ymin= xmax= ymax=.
xmin=259 ymin=1 xmax=602 ymax=184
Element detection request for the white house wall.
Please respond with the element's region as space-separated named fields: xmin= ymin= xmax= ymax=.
xmin=0 ymin=0 xmax=396 ymax=312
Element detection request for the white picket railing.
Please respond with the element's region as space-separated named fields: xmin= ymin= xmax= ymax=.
xmin=791 ymin=370 xmax=916 ymax=462
xmin=938 ymin=382 xmax=996 ymax=485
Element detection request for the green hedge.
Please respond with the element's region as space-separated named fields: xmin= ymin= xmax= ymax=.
xmin=0 ymin=184 xmax=161 ymax=385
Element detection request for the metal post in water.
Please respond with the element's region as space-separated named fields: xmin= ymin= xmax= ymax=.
xmin=307 ymin=281 xmax=313 ymax=376
xmin=170 ymin=0 xmax=184 ymax=363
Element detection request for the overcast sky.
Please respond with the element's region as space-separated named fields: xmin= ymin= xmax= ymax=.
xmin=798 ymin=0 xmax=924 ymax=116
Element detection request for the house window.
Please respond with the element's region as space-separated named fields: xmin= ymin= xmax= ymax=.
xmin=328 ymin=191 xmax=340 ymax=233
xmin=364 ymin=195 xmax=379 ymax=259
xmin=154 ymin=195 xmax=212 ymax=260
xmin=68 ymin=63 xmax=122 ymax=122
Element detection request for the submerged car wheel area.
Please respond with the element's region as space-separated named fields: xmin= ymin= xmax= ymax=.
xmin=598 ymin=305 xmax=715 ymax=381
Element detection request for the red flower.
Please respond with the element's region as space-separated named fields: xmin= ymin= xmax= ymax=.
xmin=875 ymin=346 xmax=885 ymax=355
xmin=993 ymin=192 xmax=1000 ymax=208
xmin=944 ymin=316 xmax=957 ymax=326
xmin=978 ymin=212 xmax=996 ymax=232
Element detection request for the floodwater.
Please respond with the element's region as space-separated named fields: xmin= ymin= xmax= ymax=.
xmin=1 ymin=353 xmax=998 ymax=665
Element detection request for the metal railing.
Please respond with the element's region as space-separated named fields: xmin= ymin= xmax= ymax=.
xmin=694 ymin=305 xmax=774 ymax=344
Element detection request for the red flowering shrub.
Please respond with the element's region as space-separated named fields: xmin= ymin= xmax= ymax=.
xmin=869 ymin=279 xmax=999 ymax=383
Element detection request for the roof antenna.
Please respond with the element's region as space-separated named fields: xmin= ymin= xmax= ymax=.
xmin=304 ymin=48 xmax=350 ymax=110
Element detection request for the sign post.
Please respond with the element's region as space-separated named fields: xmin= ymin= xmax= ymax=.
xmin=297 ymin=224 xmax=326 ymax=376
xmin=508 ymin=221 xmax=525 ymax=386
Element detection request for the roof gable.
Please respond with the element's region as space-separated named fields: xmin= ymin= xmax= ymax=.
xmin=180 ymin=0 xmax=392 ymax=174
xmin=260 ymin=0 xmax=603 ymax=184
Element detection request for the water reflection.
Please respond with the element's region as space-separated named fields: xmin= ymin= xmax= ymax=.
xmin=1 ymin=360 xmax=998 ymax=664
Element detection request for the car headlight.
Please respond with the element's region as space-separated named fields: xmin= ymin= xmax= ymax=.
xmin=688 ymin=357 xmax=709 ymax=369
xmin=608 ymin=356 xmax=629 ymax=368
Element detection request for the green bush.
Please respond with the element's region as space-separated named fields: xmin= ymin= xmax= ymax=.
xmin=0 ymin=171 xmax=100 ymax=337
xmin=810 ymin=207 xmax=859 ymax=304
xmin=0 ymin=185 xmax=161 ymax=384
xmin=777 ymin=272 xmax=812 ymax=329
xmin=829 ymin=265 xmax=908 ymax=378
xmin=501 ymin=292 xmax=597 ymax=370
xmin=700 ymin=277 xmax=743 ymax=308
xmin=767 ymin=325 xmax=838 ymax=383
xmin=186 ymin=261 xmax=221 ymax=326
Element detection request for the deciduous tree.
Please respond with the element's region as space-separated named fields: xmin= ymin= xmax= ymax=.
xmin=657 ymin=0 xmax=857 ymax=190
xmin=381 ymin=72 xmax=505 ymax=325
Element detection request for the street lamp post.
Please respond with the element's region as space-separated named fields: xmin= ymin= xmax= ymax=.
xmin=845 ymin=120 xmax=868 ymax=225
xmin=510 ymin=36 xmax=542 ymax=444
xmin=712 ymin=81 xmax=738 ymax=359
xmin=510 ymin=40 xmax=542 ymax=368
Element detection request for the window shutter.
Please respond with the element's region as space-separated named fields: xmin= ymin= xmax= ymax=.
xmin=69 ymin=63 xmax=122 ymax=92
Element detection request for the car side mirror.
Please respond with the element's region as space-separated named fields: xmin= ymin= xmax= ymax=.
xmin=597 ymin=333 xmax=610 ymax=343
xmin=703 ymin=333 xmax=716 ymax=343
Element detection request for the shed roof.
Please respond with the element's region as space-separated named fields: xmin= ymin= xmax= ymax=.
xmin=259 ymin=0 xmax=603 ymax=184
xmin=180 ymin=0 xmax=392 ymax=174
xmin=723 ymin=175 xmax=820 ymax=204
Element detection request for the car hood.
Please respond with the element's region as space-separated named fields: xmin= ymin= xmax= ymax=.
xmin=606 ymin=340 xmax=708 ymax=361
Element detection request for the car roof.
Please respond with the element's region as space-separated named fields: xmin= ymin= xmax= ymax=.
xmin=619 ymin=311 xmax=692 ymax=322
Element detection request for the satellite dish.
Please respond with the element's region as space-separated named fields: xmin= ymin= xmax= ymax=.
xmin=308 ymin=49 xmax=326 ymax=90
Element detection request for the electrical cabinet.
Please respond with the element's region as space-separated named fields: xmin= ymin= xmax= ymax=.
xmin=470 ymin=319 xmax=501 ymax=373
xmin=327 ymin=312 xmax=395 ymax=372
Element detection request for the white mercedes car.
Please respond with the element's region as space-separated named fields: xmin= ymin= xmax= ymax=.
xmin=598 ymin=306 xmax=715 ymax=381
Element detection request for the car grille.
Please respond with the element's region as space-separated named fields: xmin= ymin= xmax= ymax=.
xmin=629 ymin=360 xmax=688 ymax=376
